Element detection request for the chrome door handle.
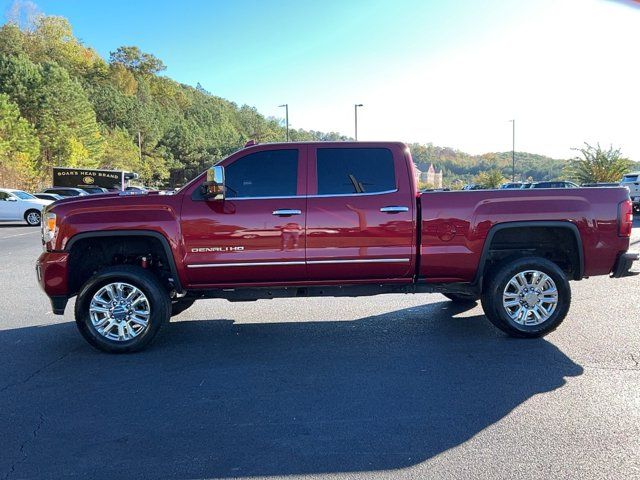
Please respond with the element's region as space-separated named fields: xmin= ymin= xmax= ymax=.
xmin=380 ymin=206 xmax=409 ymax=213
xmin=272 ymin=209 xmax=302 ymax=216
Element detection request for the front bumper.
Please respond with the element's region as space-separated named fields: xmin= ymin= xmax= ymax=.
xmin=611 ymin=251 xmax=639 ymax=278
xmin=36 ymin=251 xmax=70 ymax=315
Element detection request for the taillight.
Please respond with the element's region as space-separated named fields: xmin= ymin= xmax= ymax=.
xmin=618 ymin=199 xmax=633 ymax=237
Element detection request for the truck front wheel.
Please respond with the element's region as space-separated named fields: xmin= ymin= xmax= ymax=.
xmin=75 ymin=265 xmax=170 ymax=353
xmin=481 ymin=257 xmax=571 ymax=338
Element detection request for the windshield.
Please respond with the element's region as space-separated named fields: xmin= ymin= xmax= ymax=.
xmin=621 ymin=175 xmax=638 ymax=183
xmin=12 ymin=190 xmax=36 ymax=200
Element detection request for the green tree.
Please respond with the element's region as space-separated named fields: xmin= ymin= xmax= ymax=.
xmin=474 ymin=169 xmax=506 ymax=189
xmin=0 ymin=93 xmax=40 ymax=188
xmin=564 ymin=143 xmax=631 ymax=183
xmin=109 ymin=46 xmax=166 ymax=74
xmin=36 ymin=62 xmax=103 ymax=171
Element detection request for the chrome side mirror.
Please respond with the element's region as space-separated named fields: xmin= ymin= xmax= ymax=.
xmin=201 ymin=165 xmax=225 ymax=200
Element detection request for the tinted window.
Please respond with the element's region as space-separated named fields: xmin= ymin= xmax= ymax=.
xmin=13 ymin=190 xmax=35 ymax=199
xmin=225 ymin=149 xmax=298 ymax=198
xmin=317 ymin=148 xmax=395 ymax=195
xmin=0 ymin=192 xmax=10 ymax=200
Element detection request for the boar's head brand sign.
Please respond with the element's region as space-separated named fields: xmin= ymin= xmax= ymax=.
xmin=53 ymin=167 xmax=129 ymax=190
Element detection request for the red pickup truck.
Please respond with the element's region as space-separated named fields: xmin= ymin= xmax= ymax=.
xmin=36 ymin=141 xmax=637 ymax=352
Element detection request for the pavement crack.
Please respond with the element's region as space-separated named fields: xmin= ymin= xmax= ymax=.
xmin=3 ymin=412 xmax=46 ymax=480
xmin=0 ymin=348 xmax=78 ymax=394
xmin=631 ymin=353 xmax=639 ymax=368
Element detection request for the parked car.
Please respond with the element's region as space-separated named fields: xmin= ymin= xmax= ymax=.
xmin=530 ymin=181 xmax=579 ymax=189
xmin=42 ymin=187 xmax=89 ymax=198
xmin=0 ymin=188 xmax=52 ymax=225
xmin=36 ymin=141 xmax=637 ymax=352
xmin=77 ymin=186 xmax=110 ymax=195
xmin=500 ymin=182 xmax=524 ymax=189
xmin=581 ymin=182 xmax=621 ymax=188
xmin=462 ymin=184 xmax=484 ymax=190
xmin=33 ymin=192 xmax=64 ymax=202
xmin=620 ymin=172 xmax=640 ymax=212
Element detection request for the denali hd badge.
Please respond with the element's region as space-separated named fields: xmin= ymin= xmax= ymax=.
xmin=191 ymin=246 xmax=245 ymax=253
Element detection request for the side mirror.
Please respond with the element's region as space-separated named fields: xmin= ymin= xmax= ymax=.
xmin=201 ymin=165 xmax=225 ymax=200
xmin=7 ymin=197 xmax=17 ymax=202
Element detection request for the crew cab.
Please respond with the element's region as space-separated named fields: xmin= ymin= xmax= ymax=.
xmin=36 ymin=142 xmax=638 ymax=352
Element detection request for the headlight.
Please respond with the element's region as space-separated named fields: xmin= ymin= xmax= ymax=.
xmin=42 ymin=212 xmax=57 ymax=243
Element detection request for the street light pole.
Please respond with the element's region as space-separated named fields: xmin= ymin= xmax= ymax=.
xmin=279 ymin=104 xmax=289 ymax=142
xmin=509 ymin=119 xmax=515 ymax=181
xmin=354 ymin=104 xmax=363 ymax=141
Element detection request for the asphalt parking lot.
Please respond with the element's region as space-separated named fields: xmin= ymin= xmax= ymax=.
xmin=1 ymin=221 xmax=639 ymax=480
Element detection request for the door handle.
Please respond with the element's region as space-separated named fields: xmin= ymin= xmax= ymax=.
xmin=272 ymin=209 xmax=302 ymax=216
xmin=380 ymin=206 xmax=409 ymax=213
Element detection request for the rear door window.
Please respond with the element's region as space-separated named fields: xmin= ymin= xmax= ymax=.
xmin=316 ymin=148 xmax=396 ymax=195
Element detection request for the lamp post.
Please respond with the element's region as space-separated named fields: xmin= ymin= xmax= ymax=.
xmin=279 ymin=104 xmax=289 ymax=142
xmin=509 ymin=119 xmax=515 ymax=181
xmin=354 ymin=104 xmax=363 ymax=141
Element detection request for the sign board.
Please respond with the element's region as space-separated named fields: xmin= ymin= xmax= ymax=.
xmin=52 ymin=167 xmax=135 ymax=190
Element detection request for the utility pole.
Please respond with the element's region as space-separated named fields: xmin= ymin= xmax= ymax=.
xmin=509 ymin=119 xmax=515 ymax=181
xmin=137 ymin=131 xmax=142 ymax=162
xmin=354 ymin=104 xmax=363 ymax=141
xmin=279 ymin=104 xmax=289 ymax=142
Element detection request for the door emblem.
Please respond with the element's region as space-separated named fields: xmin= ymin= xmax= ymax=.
xmin=191 ymin=246 xmax=245 ymax=253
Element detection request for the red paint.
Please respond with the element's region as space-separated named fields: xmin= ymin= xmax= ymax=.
xmin=36 ymin=141 xmax=633 ymax=301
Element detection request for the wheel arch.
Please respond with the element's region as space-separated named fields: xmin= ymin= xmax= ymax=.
xmin=473 ymin=221 xmax=584 ymax=289
xmin=65 ymin=230 xmax=184 ymax=294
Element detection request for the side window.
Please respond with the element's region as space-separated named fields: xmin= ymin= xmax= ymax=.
xmin=0 ymin=192 xmax=9 ymax=201
xmin=317 ymin=148 xmax=396 ymax=195
xmin=225 ymin=149 xmax=298 ymax=198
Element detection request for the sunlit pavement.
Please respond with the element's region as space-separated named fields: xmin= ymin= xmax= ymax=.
xmin=0 ymin=221 xmax=639 ymax=480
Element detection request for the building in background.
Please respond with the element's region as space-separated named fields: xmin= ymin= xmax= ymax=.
xmin=421 ymin=164 xmax=443 ymax=188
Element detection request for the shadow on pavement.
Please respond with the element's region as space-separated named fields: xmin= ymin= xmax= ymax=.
xmin=0 ymin=301 xmax=583 ymax=479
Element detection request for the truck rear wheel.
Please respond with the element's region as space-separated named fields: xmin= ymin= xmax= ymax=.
xmin=481 ymin=257 xmax=570 ymax=338
xmin=74 ymin=265 xmax=170 ymax=353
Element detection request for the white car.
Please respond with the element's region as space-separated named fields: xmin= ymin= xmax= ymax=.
xmin=620 ymin=172 xmax=640 ymax=212
xmin=0 ymin=188 xmax=53 ymax=226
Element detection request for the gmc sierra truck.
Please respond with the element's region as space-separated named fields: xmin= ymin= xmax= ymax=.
xmin=36 ymin=141 xmax=638 ymax=352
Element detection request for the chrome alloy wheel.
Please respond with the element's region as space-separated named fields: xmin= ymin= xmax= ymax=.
xmin=502 ymin=270 xmax=558 ymax=326
xmin=89 ymin=282 xmax=151 ymax=341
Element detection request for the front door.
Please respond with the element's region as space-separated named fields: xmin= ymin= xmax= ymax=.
xmin=0 ymin=192 xmax=20 ymax=220
xmin=305 ymin=144 xmax=416 ymax=281
xmin=181 ymin=146 xmax=307 ymax=286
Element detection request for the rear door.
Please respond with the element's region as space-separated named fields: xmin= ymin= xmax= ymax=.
xmin=305 ymin=144 xmax=415 ymax=281
xmin=181 ymin=146 xmax=308 ymax=286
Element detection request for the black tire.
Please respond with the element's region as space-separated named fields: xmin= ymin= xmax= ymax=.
xmin=171 ymin=297 xmax=196 ymax=316
xmin=75 ymin=265 xmax=170 ymax=353
xmin=443 ymin=292 xmax=479 ymax=303
xmin=24 ymin=209 xmax=41 ymax=226
xmin=481 ymin=256 xmax=571 ymax=338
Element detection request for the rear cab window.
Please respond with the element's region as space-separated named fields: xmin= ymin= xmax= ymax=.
xmin=316 ymin=148 xmax=396 ymax=195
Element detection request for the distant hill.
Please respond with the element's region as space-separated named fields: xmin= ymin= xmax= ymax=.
xmin=408 ymin=143 xmax=568 ymax=187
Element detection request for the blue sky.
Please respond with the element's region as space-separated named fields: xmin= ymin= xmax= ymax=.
xmin=3 ymin=0 xmax=640 ymax=159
